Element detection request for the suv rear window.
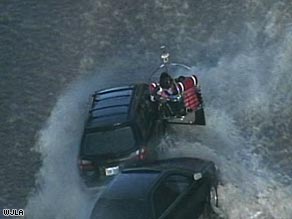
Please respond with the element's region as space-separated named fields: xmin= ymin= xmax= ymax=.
xmin=83 ymin=126 xmax=136 ymax=156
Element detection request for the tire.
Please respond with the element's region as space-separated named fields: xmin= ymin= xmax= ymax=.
xmin=201 ymin=185 xmax=219 ymax=219
xmin=209 ymin=185 xmax=219 ymax=211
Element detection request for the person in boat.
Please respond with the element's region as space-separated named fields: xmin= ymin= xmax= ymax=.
xmin=149 ymin=72 xmax=202 ymax=114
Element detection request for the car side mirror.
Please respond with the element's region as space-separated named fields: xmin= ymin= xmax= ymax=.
xmin=193 ymin=172 xmax=202 ymax=181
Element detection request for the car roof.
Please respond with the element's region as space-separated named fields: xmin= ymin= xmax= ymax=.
xmin=86 ymin=84 xmax=143 ymax=129
xmin=101 ymin=170 xmax=161 ymax=200
xmin=101 ymin=157 xmax=215 ymax=201
xmin=91 ymin=171 xmax=161 ymax=219
xmin=91 ymin=198 xmax=150 ymax=219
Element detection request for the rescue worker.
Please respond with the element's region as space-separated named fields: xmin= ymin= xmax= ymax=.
xmin=150 ymin=72 xmax=178 ymax=100
xmin=150 ymin=72 xmax=201 ymax=113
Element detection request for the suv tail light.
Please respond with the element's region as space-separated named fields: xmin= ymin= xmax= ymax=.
xmin=138 ymin=147 xmax=147 ymax=160
xmin=78 ymin=158 xmax=95 ymax=171
xmin=127 ymin=147 xmax=148 ymax=161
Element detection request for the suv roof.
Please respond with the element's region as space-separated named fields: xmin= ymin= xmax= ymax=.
xmin=85 ymin=85 xmax=137 ymax=129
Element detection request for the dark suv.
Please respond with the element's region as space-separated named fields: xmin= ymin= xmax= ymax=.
xmin=78 ymin=83 xmax=163 ymax=185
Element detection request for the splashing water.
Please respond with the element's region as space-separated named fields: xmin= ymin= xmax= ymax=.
xmin=159 ymin=108 xmax=292 ymax=219
xmin=24 ymin=77 xmax=99 ymax=219
xmin=24 ymin=68 xmax=153 ymax=219
xmin=158 ymin=19 xmax=292 ymax=218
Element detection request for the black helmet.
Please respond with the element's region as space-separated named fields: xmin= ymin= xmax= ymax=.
xmin=159 ymin=72 xmax=173 ymax=89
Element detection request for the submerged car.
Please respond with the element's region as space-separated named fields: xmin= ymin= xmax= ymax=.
xmin=90 ymin=157 xmax=220 ymax=219
xmin=78 ymin=84 xmax=164 ymax=185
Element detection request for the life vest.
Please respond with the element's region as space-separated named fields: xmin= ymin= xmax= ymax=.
xmin=176 ymin=75 xmax=201 ymax=110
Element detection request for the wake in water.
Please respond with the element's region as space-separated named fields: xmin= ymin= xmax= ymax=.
xmin=24 ymin=77 xmax=98 ymax=219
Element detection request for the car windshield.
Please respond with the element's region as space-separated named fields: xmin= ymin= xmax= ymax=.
xmin=83 ymin=126 xmax=136 ymax=156
xmin=90 ymin=198 xmax=149 ymax=219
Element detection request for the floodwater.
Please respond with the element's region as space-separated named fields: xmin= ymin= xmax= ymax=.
xmin=1 ymin=0 xmax=292 ymax=218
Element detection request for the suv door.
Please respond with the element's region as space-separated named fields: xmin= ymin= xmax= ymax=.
xmin=135 ymin=101 xmax=148 ymax=142
xmin=152 ymin=173 xmax=193 ymax=219
xmin=136 ymin=85 xmax=156 ymax=140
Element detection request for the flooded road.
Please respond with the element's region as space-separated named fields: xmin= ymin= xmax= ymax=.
xmin=1 ymin=0 xmax=292 ymax=218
